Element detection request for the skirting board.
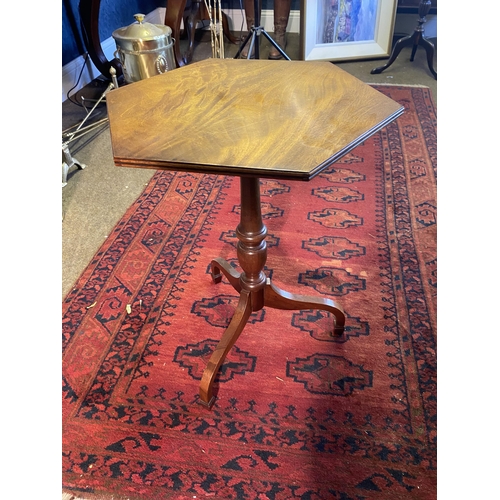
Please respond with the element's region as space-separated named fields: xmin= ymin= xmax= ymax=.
xmin=62 ymin=7 xmax=301 ymax=103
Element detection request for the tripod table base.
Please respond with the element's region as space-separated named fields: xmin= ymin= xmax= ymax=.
xmin=371 ymin=0 xmax=436 ymax=79
xmin=198 ymin=258 xmax=346 ymax=408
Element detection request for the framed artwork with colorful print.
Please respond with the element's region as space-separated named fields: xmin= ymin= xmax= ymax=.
xmin=300 ymin=0 xmax=398 ymax=62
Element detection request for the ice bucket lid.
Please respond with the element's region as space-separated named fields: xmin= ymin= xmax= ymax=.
xmin=112 ymin=13 xmax=172 ymax=44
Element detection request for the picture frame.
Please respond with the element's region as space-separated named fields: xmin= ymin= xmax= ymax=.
xmin=300 ymin=0 xmax=398 ymax=62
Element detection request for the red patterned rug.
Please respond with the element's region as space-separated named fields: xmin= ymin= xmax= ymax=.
xmin=63 ymin=85 xmax=437 ymax=499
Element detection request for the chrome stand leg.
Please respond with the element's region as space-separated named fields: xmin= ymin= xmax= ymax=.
xmin=62 ymin=78 xmax=115 ymax=187
xmin=62 ymin=143 xmax=86 ymax=187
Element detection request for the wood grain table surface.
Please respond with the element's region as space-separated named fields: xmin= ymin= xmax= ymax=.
xmin=106 ymin=58 xmax=403 ymax=181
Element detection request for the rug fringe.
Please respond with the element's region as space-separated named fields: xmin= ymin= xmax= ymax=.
xmin=63 ymin=491 xmax=135 ymax=500
xmin=368 ymin=83 xmax=430 ymax=88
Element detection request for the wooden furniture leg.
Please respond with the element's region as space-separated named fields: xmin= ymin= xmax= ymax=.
xmin=263 ymin=281 xmax=345 ymax=335
xmin=221 ymin=11 xmax=240 ymax=44
xmin=199 ymin=290 xmax=253 ymax=407
xmin=183 ymin=0 xmax=202 ymax=63
xmin=165 ymin=0 xmax=188 ymax=67
xmin=371 ymin=0 xmax=436 ymax=79
xmin=420 ymin=36 xmax=437 ymax=79
xmin=177 ymin=0 xmax=242 ymax=64
xmin=79 ymin=0 xmax=123 ymax=79
xmin=211 ymin=257 xmax=241 ymax=292
xmin=199 ymin=177 xmax=345 ymax=407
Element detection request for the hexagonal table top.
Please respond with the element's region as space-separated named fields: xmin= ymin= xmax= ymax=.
xmin=107 ymin=59 xmax=403 ymax=181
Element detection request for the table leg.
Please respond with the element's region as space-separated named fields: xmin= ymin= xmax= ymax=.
xmin=371 ymin=0 xmax=436 ymax=80
xmin=264 ymin=280 xmax=345 ymax=335
xmin=79 ymin=0 xmax=123 ymax=80
xmin=370 ymin=33 xmax=414 ymax=75
xmin=198 ymin=177 xmax=345 ymax=407
xmin=165 ymin=0 xmax=188 ymax=68
xmin=421 ymin=37 xmax=437 ymax=79
xmin=199 ymin=290 xmax=253 ymax=407
xmin=211 ymin=257 xmax=241 ymax=291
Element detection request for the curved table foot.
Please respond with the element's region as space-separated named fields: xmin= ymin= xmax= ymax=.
xmin=221 ymin=11 xmax=241 ymax=44
xmin=371 ymin=35 xmax=411 ymax=75
xmin=211 ymin=257 xmax=241 ymax=292
xmin=263 ymin=279 xmax=345 ymax=336
xmin=199 ymin=290 xmax=252 ymax=407
xmin=371 ymin=27 xmax=436 ymax=80
xmin=421 ymin=37 xmax=437 ymax=79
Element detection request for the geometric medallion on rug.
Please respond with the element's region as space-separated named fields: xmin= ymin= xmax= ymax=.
xmin=63 ymin=85 xmax=437 ymax=499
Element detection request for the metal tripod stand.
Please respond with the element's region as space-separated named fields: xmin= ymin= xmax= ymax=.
xmin=234 ymin=0 xmax=290 ymax=60
xmin=62 ymin=68 xmax=119 ymax=187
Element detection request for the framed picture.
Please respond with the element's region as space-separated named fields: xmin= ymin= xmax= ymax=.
xmin=300 ymin=0 xmax=398 ymax=62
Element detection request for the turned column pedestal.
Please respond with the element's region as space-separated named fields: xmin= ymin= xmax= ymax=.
xmin=199 ymin=177 xmax=346 ymax=407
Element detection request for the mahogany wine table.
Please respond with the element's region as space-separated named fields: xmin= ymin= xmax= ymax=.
xmin=106 ymin=59 xmax=404 ymax=408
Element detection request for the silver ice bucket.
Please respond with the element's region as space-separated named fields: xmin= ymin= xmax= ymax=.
xmin=112 ymin=14 xmax=176 ymax=83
